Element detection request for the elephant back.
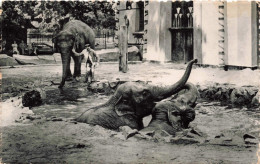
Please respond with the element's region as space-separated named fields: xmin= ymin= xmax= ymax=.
xmin=61 ymin=20 xmax=96 ymax=50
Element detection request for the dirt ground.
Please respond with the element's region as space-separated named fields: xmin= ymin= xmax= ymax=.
xmin=1 ymin=62 xmax=260 ymax=163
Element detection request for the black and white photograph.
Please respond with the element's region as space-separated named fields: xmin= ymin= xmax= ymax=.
xmin=0 ymin=0 xmax=260 ymax=163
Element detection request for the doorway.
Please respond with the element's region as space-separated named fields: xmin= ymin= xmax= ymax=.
xmin=170 ymin=1 xmax=193 ymax=63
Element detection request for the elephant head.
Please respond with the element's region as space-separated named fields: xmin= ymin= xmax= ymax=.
xmin=76 ymin=59 xmax=198 ymax=130
xmin=140 ymin=82 xmax=199 ymax=136
xmin=53 ymin=20 xmax=95 ymax=88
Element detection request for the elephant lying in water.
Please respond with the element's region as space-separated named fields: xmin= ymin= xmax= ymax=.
xmin=76 ymin=59 xmax=198 ymax=131
xmin=140 ymin=82 xmax=199 ymax=135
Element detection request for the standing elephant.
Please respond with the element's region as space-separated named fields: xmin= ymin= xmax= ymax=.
xmin=53 ymin=20 xmax=95 ymax=88
xmin=140 ymin=82 xmax=199 ymax=136
xmin=76 ymin=59 xmax=198 ymax=130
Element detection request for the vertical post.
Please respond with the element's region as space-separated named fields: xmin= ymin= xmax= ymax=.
xmin=105 ymin=33 xmax=107 ymax=49
xmin=119 ymin=25 xmax=128 ymax=73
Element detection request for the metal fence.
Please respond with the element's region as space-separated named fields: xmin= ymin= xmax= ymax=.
xmin=94 ymin=29 xmax=115 ymax=50
xmin=27 ymin=33 xmax=53 ymax=46
xmin=26 ymin=29 xmax=116 ymax=50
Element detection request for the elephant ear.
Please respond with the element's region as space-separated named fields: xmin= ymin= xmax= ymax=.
xmin=114 ymin=96 xmax=135 ymax=116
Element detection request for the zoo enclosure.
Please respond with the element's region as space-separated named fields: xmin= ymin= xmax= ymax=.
xmin=26 ymin=29 xmax=116 ymax=50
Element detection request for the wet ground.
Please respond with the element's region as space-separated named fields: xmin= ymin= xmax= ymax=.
xmin=1 ymin=63 xmax=260 ymax=163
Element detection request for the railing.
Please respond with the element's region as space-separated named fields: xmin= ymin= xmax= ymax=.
xmin=94 ymin=29 xmax=115 ymax=50
xmin=27 ymin=30 xmax=116 ymax=50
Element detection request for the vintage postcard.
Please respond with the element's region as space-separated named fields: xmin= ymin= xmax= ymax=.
xmin=0 ymin=0 xmax=259 ymax=163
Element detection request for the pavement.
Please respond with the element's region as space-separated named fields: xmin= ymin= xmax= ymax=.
xmin=1 ymin=53 xmax=259 ymax=89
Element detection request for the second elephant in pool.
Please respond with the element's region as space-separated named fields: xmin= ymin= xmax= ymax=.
xmin=76 ymin=59 xmax=198 ymax=130
xmin=140 ymin=82 xmax=199 ymax=136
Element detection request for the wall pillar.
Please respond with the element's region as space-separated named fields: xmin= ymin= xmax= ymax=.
xmin=226 ymin=1 xmax=258 ymax=67
xmin=160 ymin=1 xmax=172 ymax=61
xmin=193 ymin=1 xmax=202 ymax=64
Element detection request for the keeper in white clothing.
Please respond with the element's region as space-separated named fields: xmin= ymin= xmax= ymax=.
xmin=72 ymin=44 xmax=99 ymax=83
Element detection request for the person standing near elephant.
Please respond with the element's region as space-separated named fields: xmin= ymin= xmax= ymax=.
xmin=27 ymin=43 xmax=33 ymax=55
xmin=19 ymin=40 xmax=26 ymax=55
xmin=12 ymin=41 xmax=18 ymax=54
xmin=72 ymin=44 xmax=99 ymax=83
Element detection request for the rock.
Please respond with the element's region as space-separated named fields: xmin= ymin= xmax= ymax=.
xmin=244 ymin=138 xmax=259 ymax=145
xmin=119 ymin=126 xmax=138 ymax=139
xmin=0 ymin=54 xmax=19 ymax=66
xmin=204 ymin=86 xmax=218 ymax=100
xmin=250 ymin=92 xmax=260 ymax=107
xmin=22 ymin=90 xmax=42 ymax=107
xmin=223 ymin=137 xmax=232 ymax=142
xmin=243 ymin=133 xmax=256 ymax=140
xmin=169 ymin=136 xmax=200 ymax=145
xmin=190 ymin=127 xmax=204 ymax=137
xmin=26 ymin=115 xmax=36 ymax=120
xmin=215 ymin=133 xmax=225 ymax=138
xmin=209 ymin=138 xmax=235 ymax=146
xmin=138 ymin=130 xmax=155 ymax=137
xmin=230 ymin=88 xmax=250 ymax=105
xmin=114 ymin=133 xmax=126 ymax=140
xmin=51 ymin=117 xmax=63 ymax=121
xmin=96 ymin=46 xmax=142 ymax=62
xmin=88 ymin=82 xmax=110 ymax=93
xmin=245 ymin=87 xmax=258 ymax=97
xmin=213 ymin=90 xmax=222 ymax=100
xmin=216 ymin=87 xmax=231 ymax=101
xmin=242 ymin=134 xmax=259 ymax=145
xmin=128 ymin=46 xmax=142 ymax=61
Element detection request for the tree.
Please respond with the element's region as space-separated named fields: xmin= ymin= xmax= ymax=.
xmin=2 ymin=1 xmax=116 ymax=50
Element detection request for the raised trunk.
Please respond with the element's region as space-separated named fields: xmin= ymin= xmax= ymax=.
xmin=150 ymin=59 xmax=197 ymax=100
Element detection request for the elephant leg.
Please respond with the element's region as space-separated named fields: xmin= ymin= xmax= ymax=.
xmin=59 ymin=54 xmax=72 ymax=88
xmin=72 ymin=55 xmax=82 ymax=78
xmin=66 ymin=57 xmax=73 ymax=80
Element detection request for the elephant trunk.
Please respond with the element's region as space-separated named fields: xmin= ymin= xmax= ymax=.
xmin=179 ymin=82 xmax=199 ymax=108
xmin=59 ymin=52 xmax=72 ymax=88
xmin=150 ymin=59 xmax=197 ymax=100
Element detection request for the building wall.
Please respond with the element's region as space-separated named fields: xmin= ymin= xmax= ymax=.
xmin=145 ymin=1 xmax=161 ymax=61
xmin=194 ymin=1 xmax=258 ymax=67
xmin=201 ymin=2 xmax=221 ymax=65
xmin=144 ymin=1 xmax=172 ymax=61
xmin=194 ymin=2 xmax=223 ymax=66
xmin=193 ymin=1 xmax=202 ymax=64
xmin=116 ymin=1 xmax=258 ymax=67
xmin=159 ymin=1 xmax=172 ymax=62
xmin=226 ymin=1 xmax=257 ymax=67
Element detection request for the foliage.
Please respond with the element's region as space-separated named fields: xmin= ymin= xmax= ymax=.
xmin=2 ymin=1 xmax=116 ymax=33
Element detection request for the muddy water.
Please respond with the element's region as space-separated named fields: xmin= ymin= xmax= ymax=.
xmin=1 ymin=80 xmax=260 ymax=163
xmin=1 ymin=90 xmax=260 ymax=163
xmin=34 ymin=87 xmax=260 ymax=141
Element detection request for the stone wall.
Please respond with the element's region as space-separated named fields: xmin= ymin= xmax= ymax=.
xmin=197 ymin=84 xmax=259 ymax=108
xmin=88 ymin=80 xmax=260 ymax=108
